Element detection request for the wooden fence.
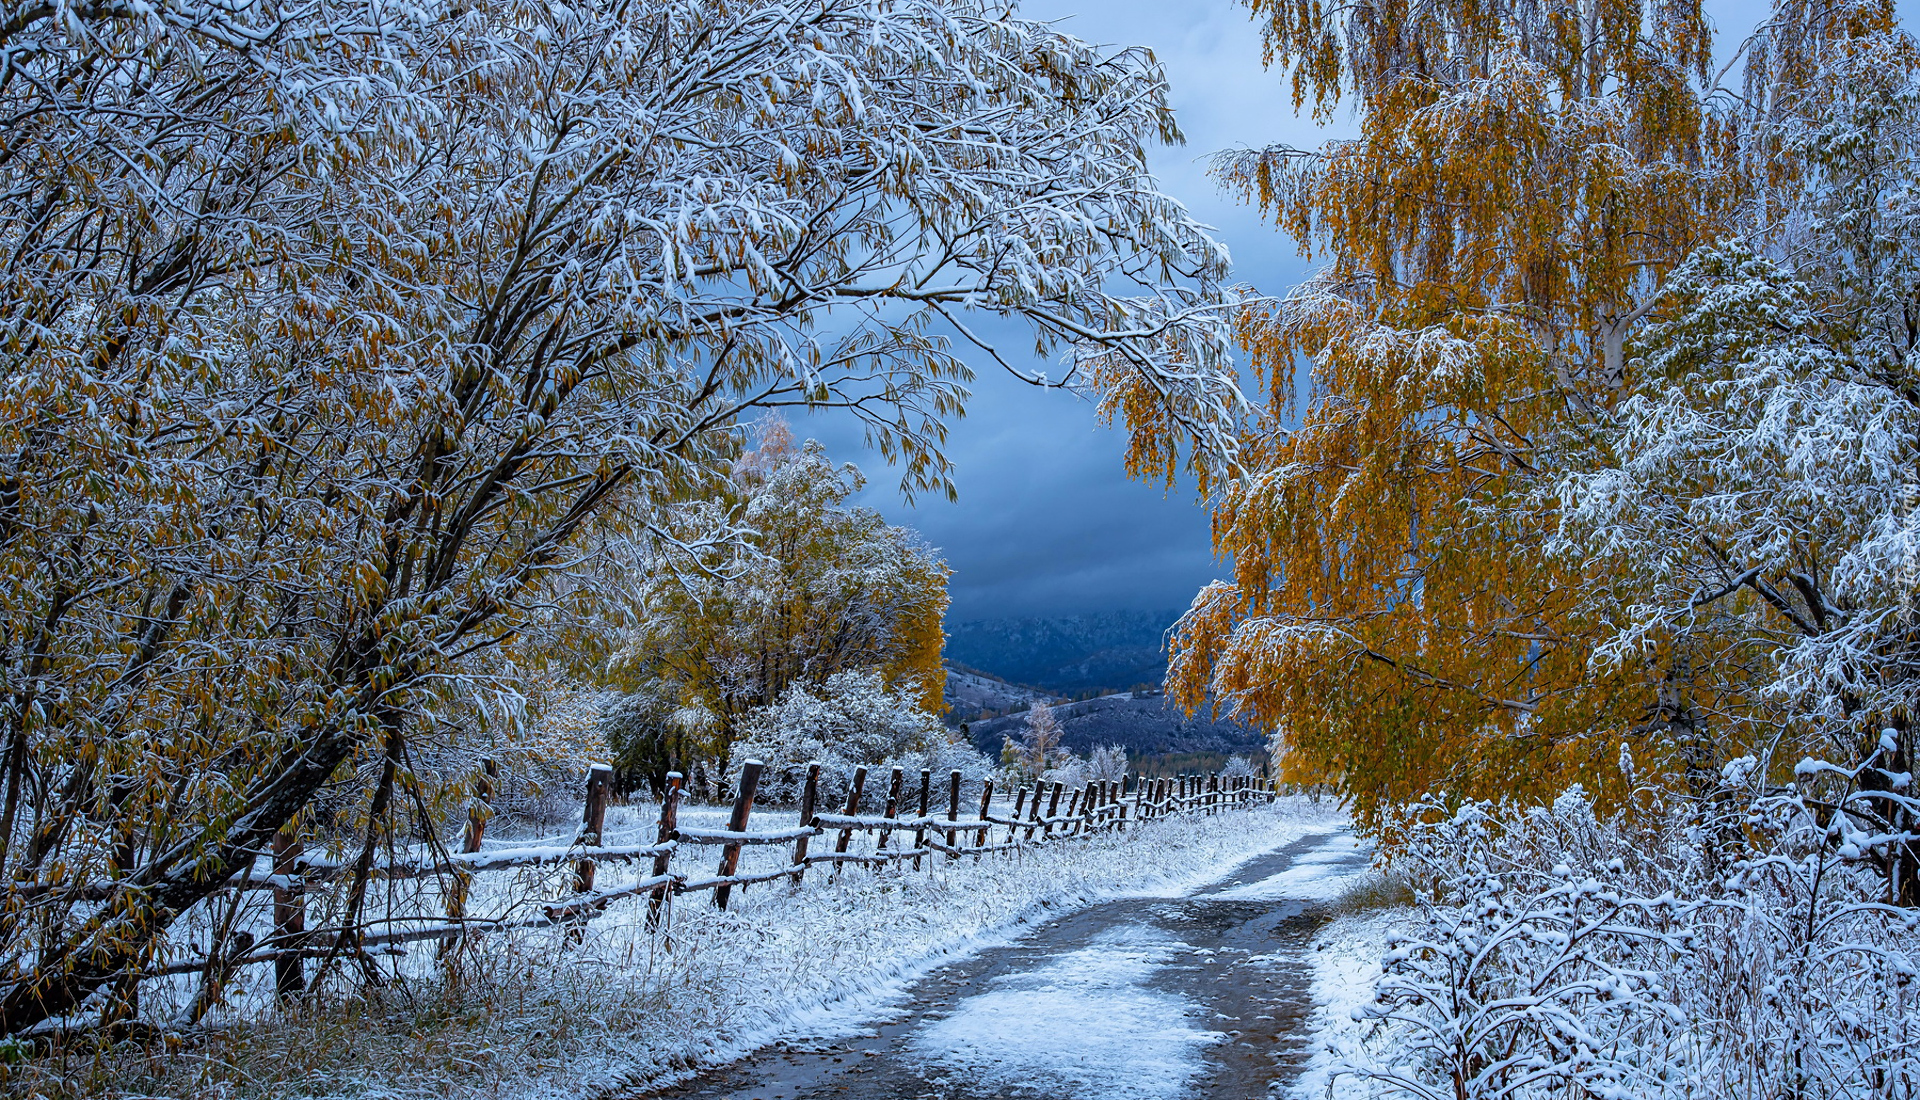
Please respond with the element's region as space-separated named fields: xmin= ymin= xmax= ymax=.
xmin=146 ymin=763 xmax=1277 ymax=997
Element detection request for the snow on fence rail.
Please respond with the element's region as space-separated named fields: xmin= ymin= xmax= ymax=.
xmin=141 ymin=760 xmax=1275 ymax=999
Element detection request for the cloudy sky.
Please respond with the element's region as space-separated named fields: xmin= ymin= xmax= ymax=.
xmin=803 ymin=0 xmax=1844 ymax=624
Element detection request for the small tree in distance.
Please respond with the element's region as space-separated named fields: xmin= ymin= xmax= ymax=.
xmin=1088 ymin=745 xmax=1129 ymax=784
xmin=1005 ymin=700 xmax=1067 ymax=784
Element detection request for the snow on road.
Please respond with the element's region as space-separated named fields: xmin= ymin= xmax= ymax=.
xmin=911 ymin=926 xmax=1221 ymax=1100
xmin=647 ymin=825 xmax=1376 ymax=1100
xmin=1210 ymin=833 xmax=1369 ymax=902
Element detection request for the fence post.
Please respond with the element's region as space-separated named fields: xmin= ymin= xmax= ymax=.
xmin=912 ymin=768 xmax=932 ymax=871
xmin=876 ymin=765 xmax=904 ymax=856
xmin=976 ymin=778 xmax=994 ymax=855
xmin=272 ymin=825 xmax=304 ymax=1000
xmin=945 ymin=770 xmax=962 ymax=862
xmin=1012 ymin=785 xmax=1028 ymax=836
xmin=1043 ymin=782 xmax=1063 ymax=839
xmin=831 ymin=765 xmax=868 ymax=879
xmin=442 ymin=756 xmax=494 ymax=960
xmin=1024 ymin=785 xmax=1043 ymax=841
xmin=790 ymin=762 xmax=820 ymax=887
xmin=715 ymin=760 xmax=762 ymax=910
xmin=574 ymin=764 xmax=614 ymax=895
xmin=645 ymin=772 xmax=682 ymax=932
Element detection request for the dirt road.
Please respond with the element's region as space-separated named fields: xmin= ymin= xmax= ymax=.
xmin=642 ymin=830 xmax=1370 ymax=1100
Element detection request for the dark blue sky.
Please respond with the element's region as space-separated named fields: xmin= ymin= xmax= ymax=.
xmin=804 ymin=0 xmax=1324 ymax=623
xmin=805 ymin=0 xmax=1876 ymax=624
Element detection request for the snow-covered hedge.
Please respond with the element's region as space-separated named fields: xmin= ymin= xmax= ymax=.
xmin=1330 ymin=770 xmax=1919 ymax=1099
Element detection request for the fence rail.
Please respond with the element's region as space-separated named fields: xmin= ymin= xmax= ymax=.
xmin=143 ymin=763 xmax=1277 ymax=998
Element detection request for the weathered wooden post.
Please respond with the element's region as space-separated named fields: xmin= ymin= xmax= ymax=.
xmin=272 ymin=825 xmax=305 ymax=999
xmin=790 ymin=763 xmax=821 ymax=887
xmin=441 ymin=756 xmax=495 ymax=960
xmin=945 ymin=770 xmax=962 ymax=862
xmin=1043 ymin=782 xmax=1064 ymax=839
xmin=831 ymin=765 xmax=868 ymax=880
xmin=976 ymin=778 xmax=995 ymax=854
xmin=714 ymin=760 xmax=762 ymax=910
xmin=876 ymin=765 xmax=904 ymax=855
xmin=1024 ymin=784 xmax=1043 ymax=841
xmin=574 ymin=763 xmax=615 ymax=895
xmin=912 ymin=768 xmax=932 ymax=871
xmin=645 ymin=772 xmax=682 ymax=932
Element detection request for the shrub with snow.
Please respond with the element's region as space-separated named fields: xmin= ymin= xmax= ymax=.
xmin=1339 ymin=764 xmax=1919 ymax=1099
xmin=729 ymin=670 xmax=990 ymax=804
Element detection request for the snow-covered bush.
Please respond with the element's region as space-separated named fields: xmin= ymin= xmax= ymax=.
xmin=729 ymin=670 xmax=990 ymax=805
xmin=1040 ymin=757 xmax=1089 ymax=789
xmin=1218 ymin=755 xmax=1259 ymax=781
xmin=1346 ymin=767 xmax=1920 ymax=1099
xmin=1087 ymin=744 xmax=1129 ymax=784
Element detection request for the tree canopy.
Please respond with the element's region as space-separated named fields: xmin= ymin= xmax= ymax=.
xmin=604 ymin=423 xmax=949 ymax=790
xmin=1168 ymin=0 xmax=1919 ymax=825
xmin=0 ymin=0 xmax=1241 ymax=1035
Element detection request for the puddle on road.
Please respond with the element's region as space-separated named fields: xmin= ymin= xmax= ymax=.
xmin=637 ymin=832 xmax=1370 ymax=1100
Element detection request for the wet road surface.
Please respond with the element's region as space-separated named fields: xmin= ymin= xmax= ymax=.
xmin=638 ymin=831 xmax=1370 ymax=1100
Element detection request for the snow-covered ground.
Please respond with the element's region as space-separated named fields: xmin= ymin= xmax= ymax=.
xmin=53 ymin=797 xmax=1347 ymax=1100
xmin=1289 ymin=910 xmax=1407 ymax=1100
xmin=910 ymin=925 xmax=1223 ymax=1100
xmin=572 ymin=797 xmax=1345 ymax=1098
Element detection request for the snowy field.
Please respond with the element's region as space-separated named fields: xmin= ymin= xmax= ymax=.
xmin=41 ymin=797 xmax=1346 ymax=1100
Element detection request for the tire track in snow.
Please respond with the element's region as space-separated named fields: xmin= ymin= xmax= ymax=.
xmin=637 ymin=830 xmax=1370 ymax=1100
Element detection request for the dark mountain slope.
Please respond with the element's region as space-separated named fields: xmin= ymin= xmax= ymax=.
xmin=944 ymin=610 xmax=1180 ymax=695
xmin=964 ymin=691 xmax=1265 ymax=762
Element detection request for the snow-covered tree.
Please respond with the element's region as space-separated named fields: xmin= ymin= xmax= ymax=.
xmin=605 ymin=423 xmax=948 ymax=790
xmin=728 ymin=670 xmax=989 ymax=805
xmin=1087 ymin=744 xmax=1129 ymax=785
xmin=0 ymin=0 xmax=1242 ymax=1035
xmin=1005 ymin=700 xmax=1069 ymax=783
xmin=1166 ymin=0 xmax=1920 ymax=828
xmin=1218 ymin=755 xmax=1259 ymax=781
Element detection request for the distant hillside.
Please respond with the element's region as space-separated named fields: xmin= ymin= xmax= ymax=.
xmin=944 ymin=609 xmax=1182 ymax=695
xmin=963 ymin=691 xmax=1266 ymax=766
xmin=943 ymin=664 xmax=1058 ymax=726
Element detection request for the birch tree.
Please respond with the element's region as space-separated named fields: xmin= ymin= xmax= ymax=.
xmin=1166 ymin=0 xmax=1901 ymax=823
xmin=605 ymin=421 xmax=950 ymax=788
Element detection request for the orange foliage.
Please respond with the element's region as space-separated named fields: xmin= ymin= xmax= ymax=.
xmin=1166 ymin=0 xmax=1899 ymax=825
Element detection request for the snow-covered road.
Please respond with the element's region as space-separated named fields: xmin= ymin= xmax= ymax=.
xmin=641 ymin=830 xmax=1370 ymax=1100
